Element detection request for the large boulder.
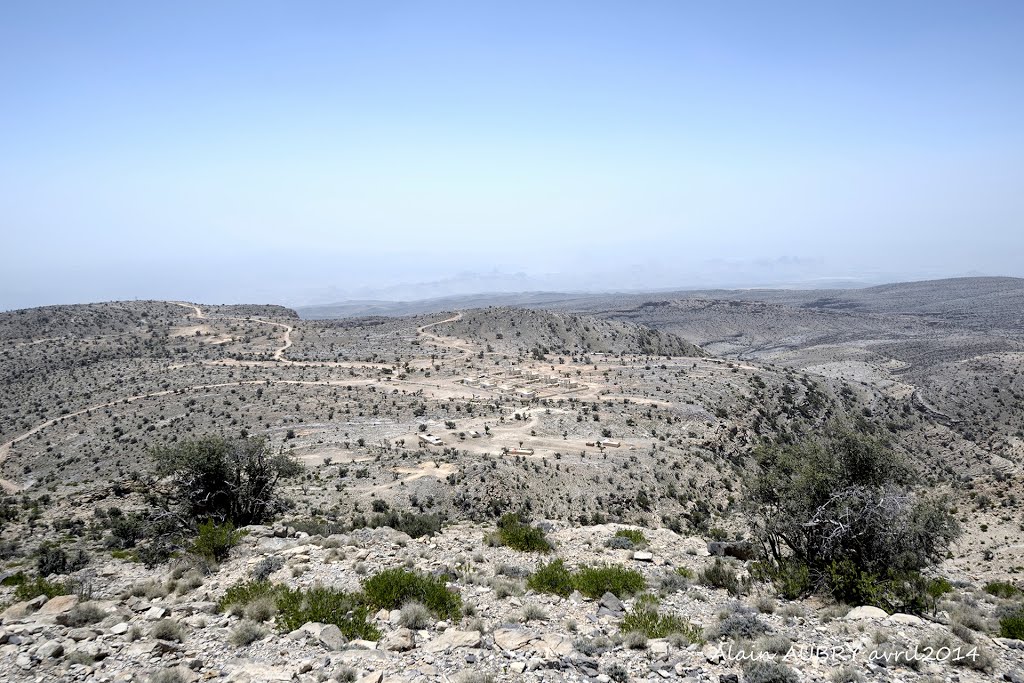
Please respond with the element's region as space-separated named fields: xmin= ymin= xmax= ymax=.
xmin=423 ymin=628 xmax=481 ymax=652
xmin=493 ymin=627 xmax=539 ymax=651
xmin=381 ymin=628 xmax=416 ymax=652
xmin=597 ymin=592 xmax=624 ymax=618
xmin=845 ymin=605 xmax=889 ymax=620
xmin=35 ymin=594 xmax=79 ymax=617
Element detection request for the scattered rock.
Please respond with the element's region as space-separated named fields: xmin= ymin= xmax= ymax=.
xmin=597 ymin=592 xmax=625 ymax=618
xmin=845 ymin=606 xmax=889 ymax=620
xmin=886 ymin=613 xmax=925 ymax=626
xmin=144 ymin=605 xmax=167 ymax=620
xmin=382 ymin=628 xmax=416 ymax=652
xmin=35 ymin=594 xmax=79 ymax=617
xmin=1 ymin=599 xmax=43 ymax=622
xmin=423 ymin=628 xmax=481 ymax=652
xmin=493 ymin=627 xmax=538 ymax=651
xmin=317 ymin=624 xmax=346 ymax=651
xmin=37 ymin=639 xmax=64 ymax=658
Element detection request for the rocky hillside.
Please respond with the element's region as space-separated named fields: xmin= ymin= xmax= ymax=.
xmin=1 ymin=521 xmax=1022 ymax=683
xmin=431 ymin=308 xmax=706 ymax=359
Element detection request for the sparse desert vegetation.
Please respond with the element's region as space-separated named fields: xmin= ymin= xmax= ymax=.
xmin=1 ymin=280 xmax=1023 ymax=681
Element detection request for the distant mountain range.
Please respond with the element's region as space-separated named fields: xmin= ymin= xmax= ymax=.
xmin=296 ymin=275 xmax=1024 ymax=324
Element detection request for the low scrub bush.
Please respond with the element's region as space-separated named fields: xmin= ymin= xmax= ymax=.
xmin=743 ymin=660 xmax=799 ymax=683
xmin=369 ymin=511 xmax=442 ymax=539
xmin=57 ymin=602 xmax=106 ymax=627
xmin=753 ymin=634 xmax=792 ymax=655
xmin=605 ymin=535 xmax=634 ymax=550
xmin=398 ymin=601 xmax=432 ymax=629
xmin=492 ymin=514 xmax=552 ymax=552
xmin=917 ymin=632 xmax=994 ymax=672
xmin=656 ymin=569 xmax=690 ymax=594
xmin=218 ymin=580 xmax=282 ymax=614
xmin=252 ymin=556 xmax=285 ymax=582
xmin=14 ymin=576 xmax=70 ymax=601
xmin=192 ymin=520 xmax=242 ymax=563
xmin=708 ymin=605 xmax=770 ymax=640
xmin=276 ymin=585 xmax=379 ymax=640
xmin=574 ymin=564 xmax=646 ymax=599
xmin=243 ymin=597 xmax=278 ymax=623
xmin=984 ymin=581 xmax=1021 ymax=599
xmin=151 ymin=619 xmax=185 ymax=642
xmin=621 ymin=598 xmax=704 ymax=642
xmin=528 ymin=560 xmax=646 ymax=599
xmin=527 ymin=559 xmax=574 ymax=597
xmin=37 ymin=543 xmax=89 ymax=576
xmin=521 ymin=603 xmax=548 ymax=622
xmin=361 ymin=568 xmax=461 ymax=620
xmin=230 ymin=620 xmax=268 ymax=646
xmin=606 ymin=529 xmax=648 ymax=550
xmin=699 ymin=558 xmax=747 ymax=595
xmin=1000 ymin=611 xmax=1024 ymax=640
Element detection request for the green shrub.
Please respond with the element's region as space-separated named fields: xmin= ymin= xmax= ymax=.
xmin=824 ymin=559 xmax=935 ymax=614
xmin=527 ymin=559 xmax=574 ymax=597
xmin=276 ymin=585 xmax=379 ymax=640
xmin=674 ymin=567 xmax=695 ymax=579
xmin=0 ymin=571 xmax=26 ymax=586
xmin=361 ymin=568 xmax=462 ymax=620
xmin=573 ymin=564 xmax=645 ymax=599
xmin=494 ymin=514 xmax=552 ymax=552
xmin=104 ymin=512 xmax=147 ymax=550
xmin=824 ymin=558 xmax=881 ymax=606
xmin=528 ymin=561 xmax=646 ymax=599
xmin=369 ymin=511 xmax=442 ymax=538
xmin=699 ymin=558 xmax=746 ymax=595
xmin=748 ymin=425 xmax=960 ymax=601
xmin=1000 ymin=611 xmax=1024 ymax=640
xmin=984 ymin=581 xmax=1021 ymax=599
xmin=621 ymin=599 xmax=704 ymax=642
xmin=927 ymin=577 xmax=953 ymax=598
xmin=751 ymin=559 xmax=811 ymax=600
xmin=14 ymin=576 xmax=69 ymax=601
xmin=611 ymin=529 xmax=648 ymax=548
xmin=192 ymin=520 xmax=242 ymax=562
xmin=217 ymin=580 xmax=283 ymax=613
xmin=153 ymin=435 xmax=301 ymax=526
xmin=110 ymin=549 xmax=140 ymax=562
xmin=36 ymin=543 xmax=89 ymax=575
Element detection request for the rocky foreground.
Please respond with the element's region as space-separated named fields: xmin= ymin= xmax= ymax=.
xmin=1 ymin=522 xmax=1022 ymax=683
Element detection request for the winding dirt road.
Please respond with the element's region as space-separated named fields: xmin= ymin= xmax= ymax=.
xmin=170 ymin=301 xmax=293 ymax=362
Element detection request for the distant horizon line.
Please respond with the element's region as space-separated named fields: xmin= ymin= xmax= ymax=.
xmin=9 ymin=272 xmax=1024 ymax=314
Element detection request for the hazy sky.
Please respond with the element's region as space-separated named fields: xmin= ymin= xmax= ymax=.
xmin=2 ymin=1 xmax=1023 ymax=309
